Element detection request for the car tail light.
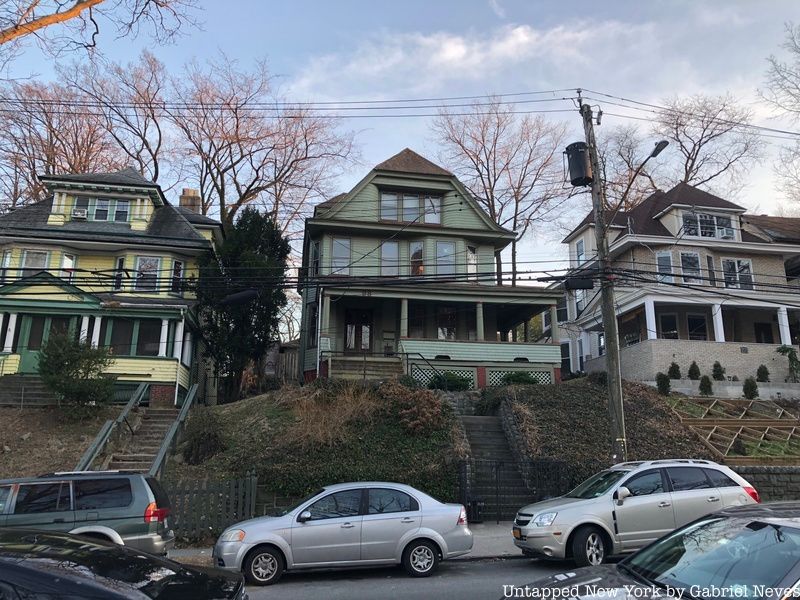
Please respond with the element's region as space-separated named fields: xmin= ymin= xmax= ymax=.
xmin=457 ymin=505 xmax=467 ymax=525
xmin=144 ymin=501 xmax=170 ymax=523
xmin=743 ymin=486 xmax=761 ymax=504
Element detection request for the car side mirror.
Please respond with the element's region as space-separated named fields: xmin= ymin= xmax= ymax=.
xmin=616 ymin=486 xmax=631 ymax=505
xmin=298 ymin=511 xmax=312 ymax=523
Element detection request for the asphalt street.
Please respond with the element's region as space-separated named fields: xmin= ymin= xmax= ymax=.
xmin=246 ymin=557 xmax=568 ymax=600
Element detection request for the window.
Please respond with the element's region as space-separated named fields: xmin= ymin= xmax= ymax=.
xmin=331 ymin=238 xmax=350 ymax=275
xmin=21 ymin=250 xmax=47 ymax=275
xmin=598 ymin=333 xmax=605 ymax=356
xmin=410 ymin=241 xmax=424 ymax=276
xmin=556 ymin=297 xmax=568 ymax=322
xmin=656 ymin=252 xmax=673 ymax=283
xmin=136 ymin=319 xmax=162 ymax=356
xmin=687 ymin=314 xmax=708 ymax=341
xmin=682 ymin=213 xmax=698 ymax=236
xmin=722 ymin=259 xmax=753 ymax=290
xmin=576 ymin=239 xmax=585 ymax=265
xmin=577 ymin=338 xmax=584 ymax=371
xmin=60 ymin=253 xmax=76 ymax=283
xmin=13 ymin=483 xmax=70 ymax=514
xmin=113 ymin=256 xmax=125 ymax=291
xmin=307 ymin=302 xmax=318 ymax=349
xmin=306 ymin=489 xmax=362 ymax=520
xmin=73 ymin=196 xmax=89 ymax=216
xmin=716 ymin=215 xmax=734 ymax=238
xmin=424 ymin=195 xmax=442 ymax=224
xmin=437 ymin=306 xmax=457 ymax=340
xmin=367 ymin=488 xmax=418 ymax=514
xmin=543 ymin=310 xmax=551 ymax=329
xmin=110 ymin=318 xmax=134 ymax=355
xmin=699 ymin=213 xmax=715 ymax=237
xmin=74 ymin=479 xmax=133 ymax=510
xmin=381 ymin=241 xmax=399 ymax=277
xmin=0 ymin=486 xmax=10 ymax=513
xmin=680 ymin=252 xmax=701 ymax=284
xmin=380 ymin=192 xmax=398 ymax=221
xmin=171 ymin=260 xmax=184 ymax=294
xmin=135 ymin=256 xmax=160 ymax=292
xmin=0 ymin=249 xmax=11 ymax=284
xmin=703 ymin=468 xmax=738 ymax=488
xmin=659 ymin=314 xmax=679 ymax=339
xmin=310 ymin=241 xmax=320 ymax=277
xmin=115 ymin=200 xmax=129 ymax=222
xmin=575 ymin=289 xmax=587 ymax=313
xmin=467 ymin=246 xmax=477 ymax=279
xmin=409 ymin=303 xmax=425 ymax=338
xmin=683 ymin=212 xmax=736 ymax=240
xmin=94 ymin=198 xmax=110 ymax=221
xmin=624 ymin=470 xmax=665 ymax=497
xmin=402 ymin=193 xmax=420 ymax=223
xmin=436 ymin=241 xmax=456 ymax=276
xmin=560 ymin=342 xmax=571 ymax=374
xmin=667 ymin=467 xmax=712 ymax=491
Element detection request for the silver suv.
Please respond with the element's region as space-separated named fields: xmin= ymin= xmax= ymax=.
xmin=513 ymin=459 xmax=759 ymax=566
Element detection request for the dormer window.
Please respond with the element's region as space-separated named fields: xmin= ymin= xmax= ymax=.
xmin=73 ymin=197 xmax=89 ymax=219
xmin=94 ymin=199 xmax=110 ymax=221
xmin=380 ymin=192 xmax=443 ymax=225
xmin=115 ymin=200 xmax=129 ymax=222
xmin=576 ymin=239 xmax=585 ymax=265
xmin=682 ymin=212 xmax=735 ymax=239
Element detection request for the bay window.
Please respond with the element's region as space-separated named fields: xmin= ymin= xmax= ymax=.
xmin=435 ymin=241 xmax=456 ymax=276
xmin=467 ymin=246 xmax=477 ymax=279
xmin=135 ymin=256 xmax=160 ymax=291
xmin=60 ymin=253 xmax=76 ymax=283
xmin=331 ymin=238 xmax=351 ymax=275
xmin=171 ymin=260 xmax=184 ymax=294
xmin=381 ymin=241 xmax=399 ymax=277
xmin=21 ymin=250 xmax=48 ymax=275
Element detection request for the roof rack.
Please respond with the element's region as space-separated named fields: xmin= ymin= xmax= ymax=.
xmin=614 ymin=459 xmax=718 ymax=468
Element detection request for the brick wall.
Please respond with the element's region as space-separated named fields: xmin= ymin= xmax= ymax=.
xmin=149 ymin=384 xmax=175 ymax=408
xmin=732 ymin=466 xmax=800 ymax=502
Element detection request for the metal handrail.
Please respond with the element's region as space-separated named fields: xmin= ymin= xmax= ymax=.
xmin=148 ymin=383 xmax=198 ymax=478
xmin=74 ymin=383 xmax=149 ymax=471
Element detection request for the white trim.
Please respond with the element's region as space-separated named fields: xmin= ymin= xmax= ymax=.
xmin=679 ymin=251 xmax=702 ymax=284
xmin=655 ymin=250 xmax=674 ymax=284
xmin=609 ymin=234 xmax=799 ymax=256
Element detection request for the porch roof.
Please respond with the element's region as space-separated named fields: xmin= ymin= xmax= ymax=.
xmin=321 ymin=281 xmax=562 ymax=305
xmin=399 ymin=338 xmax=561 ymax=364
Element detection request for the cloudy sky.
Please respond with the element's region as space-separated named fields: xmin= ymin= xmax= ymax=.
xmin=12 ymin=0 xmax=800 ymax=263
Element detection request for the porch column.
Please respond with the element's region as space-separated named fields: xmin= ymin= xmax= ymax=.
xmin=173 ymin=318 xmax=185 ymax=361
xmin=400 ymin=298 xmax=408 ymax=338
xmin=158 ymin=318 xmax=169 ymax=357
xmin=644 ymin=298 xmax=657 ymax=341
xmin=549 ymin=305 xmax=560 ymax=343
xmin=79 ymin=315 xmax=90 ymax=343
xmin=712 ymin=304 xmax=725 ymax=343
xmin=476 ymin=302 xmax=485 ymax=341
xmin=778 ymin=306 xmax=792 ymax=346
xmin=90 ymin=316 xmax=102 ymax=348
xmin=320 ymin=292 xmax=331 ymax=336
xmin=3 ymin=313 xmax=16 ymax=352
xmin=181 ymin=331 xmax=192 ymax=365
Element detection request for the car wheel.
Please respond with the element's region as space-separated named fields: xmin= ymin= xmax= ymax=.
xmin=402 ymin=540 xmax=440 ymax=577
xmin=572 ymin=527 xmax=607 ymax=567
xmin=244 ymin=547 xmax=284 ymax=586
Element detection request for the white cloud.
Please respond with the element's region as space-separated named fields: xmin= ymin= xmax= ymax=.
xmin=489 ymin=0 xmax=506 ymax=19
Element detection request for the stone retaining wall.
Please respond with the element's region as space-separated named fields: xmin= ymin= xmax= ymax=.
xmin=732 ymin=465 xmax=800 ymax=502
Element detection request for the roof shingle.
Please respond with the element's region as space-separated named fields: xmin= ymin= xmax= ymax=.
xmin=373 ymin=148 xmax=452 ymax=177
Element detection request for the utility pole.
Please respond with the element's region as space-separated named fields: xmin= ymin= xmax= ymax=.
xmin=577 ymin=91 xmax=627 ymax=463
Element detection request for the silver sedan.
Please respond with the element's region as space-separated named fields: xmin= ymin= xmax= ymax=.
xmin=213 ymin=481 xmax=473 ymax=585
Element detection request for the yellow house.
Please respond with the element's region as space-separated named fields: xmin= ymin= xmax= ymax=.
xmin=0 ymin=168 xmax=221 ymax=406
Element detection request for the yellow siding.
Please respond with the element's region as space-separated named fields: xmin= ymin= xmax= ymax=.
xmin=0 ymin=354 xmax=20 ymax=375
xmin=4 ymin=284 xmax=85 ymax=301
xmin=107 ymin=357 xmax=179 ymax=383
xmin=178 ymin=364 xmax=190 ymax=389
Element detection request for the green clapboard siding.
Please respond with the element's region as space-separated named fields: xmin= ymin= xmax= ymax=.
xmin=399 ymin=339 xmax=561 ymax=363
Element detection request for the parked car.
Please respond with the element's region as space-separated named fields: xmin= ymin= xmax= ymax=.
xmin=0 ymin=470 xmax=174 ymax=554
xmin=0 ymin=527 xmax=246 ymax=599
xmin=213 ymin=481 xmax=473 ymax=585
xmin=513 ymin=459 xmax=759 ymax=566
xmin=524 ymin=502 xmax=800 ymax=596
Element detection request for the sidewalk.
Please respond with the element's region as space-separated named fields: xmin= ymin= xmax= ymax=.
xmin=168 ymin=521 xmax=519 ymax=564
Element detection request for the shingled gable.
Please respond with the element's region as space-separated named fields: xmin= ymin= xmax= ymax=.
xmin=373 ymin=148 xmax=453 ymax=177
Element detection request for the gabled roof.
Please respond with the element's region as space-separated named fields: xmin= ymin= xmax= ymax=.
xmin=373 ymin=148 xmax=452 ymax=177
xmin=175 ymin=206 xmax=221 ymax=227
xmin=743 ymin=215 xmax=800 ymax=244
xmin=39 ymin=167 xmax=159 ymax=189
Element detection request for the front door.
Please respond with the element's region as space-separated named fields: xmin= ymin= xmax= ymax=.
xmin=754 ymin=322 xmax=775 ymax=344
xmin=345 ymin=310 xmax=372 ymax=354
xmin=18 ymin=315 xmax=73 ymax=373
xmin=614 ymin=469 xmax=675 ymax=551
xmin=290 ymin=489 xmax=363 ymax=566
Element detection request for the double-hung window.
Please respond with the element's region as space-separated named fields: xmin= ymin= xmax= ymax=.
xmin=682 ymin=213 xmax=699 ymax=236
xmin=698 ymin=214 xmax=715 ymax=237
xmin=309 ymin=241 xmax=320 ymax=277
xmin=683 ymin=212 xmax=736 ymax=240
xmin=556 ymin=297 xmax=568 ymax=322
xmin=410 ymin=241 xmax=424 ymax=276
xmin=380 ymin=193 xmax=399 ymax=221
xmin=135 ymin=256 xmax=160 ymax=292
xmin=424 ymin=195 xmax=441 ymax=224
xmin=113 ymin=257 xmax=125 ymax=291
xmin=722 ymin=258 xmax=753 ymax=290
xmin=576 ymin=239 xmax=585 ymax=266
xmin=656 ymin=252 xmax=673 ymax=283
xmin=435 ymin=241 xmax=456 ymax=276
xmin=60 ymin=253 xmax=76 ymax=283
xmin=402 ymin=194 xmax=420 ymax=222
xmin=94 ymin=199 xmax=110 ymax=221
xmin=381 ymin=241 xmax=399 ymax=277
xmin=680 ymin=252 xmax=702 ymax=284
xmin=21 ymin=250 xmax=47 ymax=276
xmin=171 ymin=260 xmax=184 ymax=294
xmin=115 ymin=200 xmax=129 ymax=222
xmin=331 ymin=238 xmax=351 ymax=275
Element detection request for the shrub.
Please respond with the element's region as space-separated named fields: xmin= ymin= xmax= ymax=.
xmin=655 ymin=372 xmax=671 ymax=396
xmin=182 ymin=407 xmax=226 ymax=464
xmin=712 ymin=362 xmax=726 ymax=381
xmin=380 ymin=380 xmax=447 ymax=434
xmin=501 ymin=371 xmax=539 ymax=386
xmin=699 ymin=375 xmax=713 ymax=396
xmin=587 ymin=371 xmax=608 ymax=387
xmin=427 ymin=372 xmax=471 ymax=391
xmin=743 ymin=377 xmax=759 ymax=400
xmin=731 ymin=375 xmax=740 ymax=382
xmin=474 ymin=389 xmax=502 ymax=415
xmin=667 ymin=362 xmax=681 ymax=379
xmin=756 ymin=365 xmax=770 ymax=383
xmin=688 ymin=361 xmax=701 ymax=381
xmin=397 ymin=374 xmax=421 ymax=389
xmin=38 ymin=333 xmax=114 ymax=420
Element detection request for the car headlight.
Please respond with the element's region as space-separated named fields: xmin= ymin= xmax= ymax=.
xmin=532 ymin=512 xmax=557 ymax=527
xmin=219 ymin=529 xmax=246 ymax=543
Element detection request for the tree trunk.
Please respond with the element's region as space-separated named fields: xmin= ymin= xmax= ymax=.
xmin=495 ymin=251 xmax=503 ymax=286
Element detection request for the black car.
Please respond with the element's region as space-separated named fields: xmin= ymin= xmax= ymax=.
xmin=522 ymin=503 xmax=800 ymax=598
xmin=0 ymin=528 xmax=246 ymax=599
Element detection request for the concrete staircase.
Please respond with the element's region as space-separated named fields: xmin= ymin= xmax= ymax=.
xmin=106 ymin=407 xmax=178 ymax=472
xmin=329 ymin=356 xmax=404 ymax=381
xmin=461 ymin=415 xmax=532 ymax=521
xmin=0 ymin=375 xmax=57 ymax=406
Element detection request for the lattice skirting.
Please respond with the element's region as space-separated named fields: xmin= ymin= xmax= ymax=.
xmin=487 ymin=369 xmax=552 ymax=386
xmin=411 ymin=366 xmax=476 ymax=388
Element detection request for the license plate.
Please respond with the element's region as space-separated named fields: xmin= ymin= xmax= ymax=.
xmin=512 ymin=527 xmax=521 ymax=539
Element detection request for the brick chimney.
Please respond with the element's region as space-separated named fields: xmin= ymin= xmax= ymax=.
xmin=179 ymin=188 xmax=201 ymax=213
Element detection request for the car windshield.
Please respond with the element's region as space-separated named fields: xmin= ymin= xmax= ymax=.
xmin=277 ymin=489 xmax=324 ymax=516
xmin=566 ymin=469 xmax=628 ymax=499
xmin=624 ymin=516 xmax=800 ymax=599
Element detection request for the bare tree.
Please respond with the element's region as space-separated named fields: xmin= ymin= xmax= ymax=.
xmin=433 ymin=99 xmax=567 ymax=285
xmin=597 ymin=124 xmax=660 ymax=212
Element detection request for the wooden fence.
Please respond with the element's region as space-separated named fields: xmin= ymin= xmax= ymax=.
xmin=164 ymin=472 xmax=259 ymax=541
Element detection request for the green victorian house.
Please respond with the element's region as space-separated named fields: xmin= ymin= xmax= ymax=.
xmin=0 ymin=168 xmax=221 ymax=405
xmin=298 ymin=149 xmax=563 ymax=388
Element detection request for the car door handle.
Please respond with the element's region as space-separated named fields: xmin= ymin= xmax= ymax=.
xmin=341 ymin=522 xmax=355 ymax=529
xmin=400 ymin=517 xmax=415 ymax=523
xmin=707 ymin=496 xmax=720 ymax=503
xmin=52 ymin=518 xmax=65 ymax=523
xmin=658 ymin=502 xmax=671 ymax=508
